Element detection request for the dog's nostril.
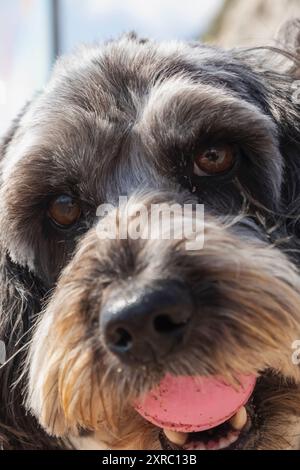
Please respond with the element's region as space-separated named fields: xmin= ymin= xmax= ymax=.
xmin=112 ymin=327 xmax=133 ymax=351
xmin=153 ymin=314 xmax=187 ymax=334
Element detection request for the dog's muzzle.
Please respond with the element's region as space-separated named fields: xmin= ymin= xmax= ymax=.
xmin=26 ymin=193 xmax=300 ymax=450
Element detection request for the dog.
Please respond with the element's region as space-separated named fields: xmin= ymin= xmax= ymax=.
xmin=1 ymin=23 xmax=300 ymax=450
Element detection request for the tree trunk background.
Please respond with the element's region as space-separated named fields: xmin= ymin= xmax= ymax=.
xmin=204 ymin=0 xmax=300 ymax=47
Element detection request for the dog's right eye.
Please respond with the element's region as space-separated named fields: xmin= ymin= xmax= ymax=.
xmin=48 ymin=195 xmax=81 ymax=228
xmin=193 ymin=145 xmax=235 ymax=176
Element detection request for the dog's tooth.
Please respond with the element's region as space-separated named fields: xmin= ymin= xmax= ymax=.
xmin=229 ymin=406 xmax=247 ymax=431
xmin=163 ymin=429 xmax=188 ymax=446
xmin=217 ymin=438 xmax=230 ymax=450
xmin=195 ymin=442 xmax=206 ymax=450
xmin=189 ymin=441 xmax=206 ymax=450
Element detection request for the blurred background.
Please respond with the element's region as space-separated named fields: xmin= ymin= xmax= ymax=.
xmin=0 ymin=0 xmax=300 ymax=133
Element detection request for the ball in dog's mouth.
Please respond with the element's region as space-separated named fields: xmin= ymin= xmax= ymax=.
xmin=135 ymin=374 xmax=256 ymax=450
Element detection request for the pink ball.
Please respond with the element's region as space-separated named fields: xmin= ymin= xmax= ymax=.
xmin=135 ymin=374 xmax=256 ymax=432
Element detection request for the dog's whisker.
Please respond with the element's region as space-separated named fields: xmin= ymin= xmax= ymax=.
xmin=0 ymin=341 xmax=31 ymax=371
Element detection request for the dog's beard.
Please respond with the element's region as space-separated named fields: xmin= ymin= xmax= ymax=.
xmin=25 ymin=195 xmax=300 ymax=450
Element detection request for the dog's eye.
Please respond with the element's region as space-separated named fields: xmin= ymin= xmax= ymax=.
xmin=48 ymin=195 xmax=81 ymax=228
xmin=194 ymin=146 xmax=235 ymax=176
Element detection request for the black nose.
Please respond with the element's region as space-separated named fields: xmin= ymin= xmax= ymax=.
xmin=100 ymin=280 xmax=194 ymax=365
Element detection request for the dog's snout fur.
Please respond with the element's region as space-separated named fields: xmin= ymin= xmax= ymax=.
xmin=1 ymin=25 xmax=300 ymax=449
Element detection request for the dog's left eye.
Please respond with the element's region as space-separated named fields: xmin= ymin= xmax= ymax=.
xmin=194 ymin=145 xmax=235 ymax=176
xmin=48 ymin=195 xmax=81 ymax=228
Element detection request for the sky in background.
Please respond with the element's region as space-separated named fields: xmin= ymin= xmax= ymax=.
xmin=61 ymin=0 xmax=223 ymax=52
xmin=0 ymin=0 xmax=223 ymax=132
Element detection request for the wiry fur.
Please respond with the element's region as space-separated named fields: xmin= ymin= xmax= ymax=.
xmin=1 ymin=23 xmax=300 ymax=449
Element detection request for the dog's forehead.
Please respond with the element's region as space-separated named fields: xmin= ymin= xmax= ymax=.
xmin=47 ymin=37 xmax=263 ymax=120
xmin=50 ymin=38 xmax=219 ymax=105
xmin=0 ymin=40 xmax=222 ymax=177
xmin=1 ymin=39 xmax=208 ymax=179
xmin=43 ymin=38 xmax=238 ymax=130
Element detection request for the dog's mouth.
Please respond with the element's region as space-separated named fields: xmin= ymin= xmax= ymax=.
xmin=135 ymin=373 xmax=257 ymax=451
xmin=159 ymin=401 xmax=254 ymax=450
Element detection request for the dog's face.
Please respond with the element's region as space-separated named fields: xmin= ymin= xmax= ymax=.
xmin=1 ymin=33 xmax=300 ymax=450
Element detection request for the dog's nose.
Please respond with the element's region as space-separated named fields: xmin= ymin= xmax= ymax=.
xmin=100 ymin=280 xmax=193 ymax=364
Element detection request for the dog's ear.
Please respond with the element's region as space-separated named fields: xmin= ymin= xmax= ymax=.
xmin=237 ymin=20 xmax=300 ymax=223
xmin=262 ymin=19 xmax=300 ymax=230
